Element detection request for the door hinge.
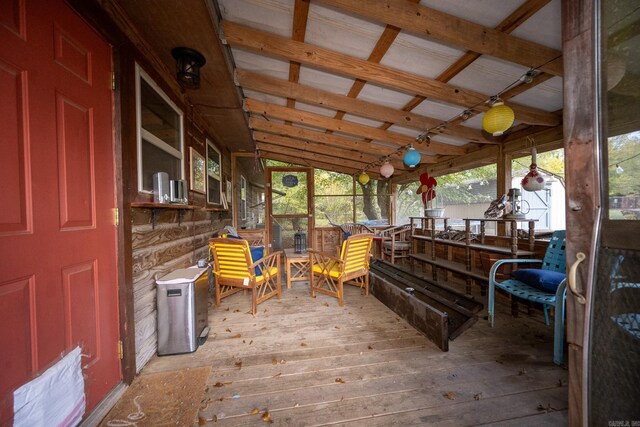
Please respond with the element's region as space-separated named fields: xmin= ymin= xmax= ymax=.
xmin=117 ymin=340 xmax=124 ymax=360
xmin=113 ymin=207 xmax=119 ymax=226
xmin=111 ymin=71 xmax=116 ymax=91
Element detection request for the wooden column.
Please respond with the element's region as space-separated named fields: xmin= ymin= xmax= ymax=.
xmin=563 ymin=0 xmax=600 ymax=425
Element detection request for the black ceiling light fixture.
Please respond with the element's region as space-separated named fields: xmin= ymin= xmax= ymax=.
xmin=171 ymin=47 xmax=206 ymax=90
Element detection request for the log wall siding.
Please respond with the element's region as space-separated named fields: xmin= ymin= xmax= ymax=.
xmin=131 ymin=207 xmax=231 ymax=371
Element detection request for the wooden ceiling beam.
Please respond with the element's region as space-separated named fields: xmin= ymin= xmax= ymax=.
xmin=222 ymin=21 xmax=560 ymax=127
xmin=236 ymin=69 xmax=491 ymax=143
xmin=249 ymin=118 xmax=404 ymax=157
xmin=244 ymin=98 xmax=466 ymax=156
xmin=285 ymin=0 xmax=310 ymax=120
xmin=257 ymin=145 xmax=384 ymax=178
xmin=253 ymin=132 xmax=410 ymax=170
xmin=380 ymin=0 xmax=557 ymax=133
xmin=259 ymin=151 xmax=373 ymax=177
xmin=314 ymin=0 xmax=562 ymax=76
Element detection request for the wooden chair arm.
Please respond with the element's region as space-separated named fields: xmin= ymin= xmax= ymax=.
xmin=250 ymin=250 xmax=282 ymax=269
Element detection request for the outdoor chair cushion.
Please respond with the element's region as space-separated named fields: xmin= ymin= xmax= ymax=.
xmin=227 ymin=234 xmax=265 ymax=275
xmin=511 ymin=268 xmax=567 ymax=293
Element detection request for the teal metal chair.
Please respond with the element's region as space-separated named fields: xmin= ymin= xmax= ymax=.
xmin=487 ymin=230 xmax=567 ymax=365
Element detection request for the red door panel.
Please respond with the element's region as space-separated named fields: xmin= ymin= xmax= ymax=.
xmin=0 ymin=0 xmax=121 ymax=422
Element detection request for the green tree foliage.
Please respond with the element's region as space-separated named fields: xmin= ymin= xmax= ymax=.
xmin=608 ymin=131 xmax=640 ymax=196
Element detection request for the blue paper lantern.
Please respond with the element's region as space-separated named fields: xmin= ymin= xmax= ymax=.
xmin=403 ymin=146 xmax=421 ymax=168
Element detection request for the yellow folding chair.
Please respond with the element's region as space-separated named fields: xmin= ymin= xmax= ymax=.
xmin=209 ymin=238 xmax=281 ymax=315
xmin=308 ymin=233 xmax=374 ymax=306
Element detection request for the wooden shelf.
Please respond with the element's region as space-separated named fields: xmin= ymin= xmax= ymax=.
xmin=410 ymin=217 xmax=537 ymax=294
xmin=131 ymin=202 xmax=197 ymax=210
xmin=412 ymin=235 xmax=536 ymax=257
xmin=409 ymin=253 xmax=488 ymax=281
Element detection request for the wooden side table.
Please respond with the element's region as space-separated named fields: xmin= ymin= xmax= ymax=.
xmin=284 ymin=248 xmax=310 ymax=288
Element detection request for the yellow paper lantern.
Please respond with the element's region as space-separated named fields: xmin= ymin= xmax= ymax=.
xmin=482 ymin=101 xmax=514 ymax=136
xmin=358 ymin=172 xmax=370 ymax=185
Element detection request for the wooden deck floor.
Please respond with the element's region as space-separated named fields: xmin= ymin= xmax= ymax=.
xmin=115 ymin=279 xmax=568 ymax=426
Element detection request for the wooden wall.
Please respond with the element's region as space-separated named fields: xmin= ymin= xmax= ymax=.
xmin=131 ymin=208 xmax=230 ymax=371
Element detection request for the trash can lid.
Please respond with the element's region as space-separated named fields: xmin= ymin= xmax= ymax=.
xmin=156 ymin=267 xmax=207 ymax=285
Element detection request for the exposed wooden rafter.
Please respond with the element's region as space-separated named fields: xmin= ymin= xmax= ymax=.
xmin=253 ymin=132 xmax=411 ymax=170
xmin=315 ymin=0 xmax=563 ymax=76
xmin=378 ymin=0 xmax=558 ymax=133
xmin=258 ymin=150 xmax=382 ymax=178
xmin=236 ymin=69 xmax=492 ymax=144
xmin=285 ymin=0 xmax=310 ymax=122
xmin=249 ymin=118 xmax=406 ymax=158
xmin=244 ymin=98 xmax=466 ymax=156
xmin=222 ymin=21 xmax=561 ymax=127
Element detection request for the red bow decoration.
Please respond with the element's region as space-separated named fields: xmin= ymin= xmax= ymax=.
xmin=416 ymin=172 xmax=437 ymax=207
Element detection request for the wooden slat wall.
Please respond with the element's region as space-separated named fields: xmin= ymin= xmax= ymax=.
xmin=131 ymin=208 xmax=230 ymax=371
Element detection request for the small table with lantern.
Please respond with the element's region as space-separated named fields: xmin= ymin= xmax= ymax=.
xmin=284 ymin=248 xmax=310 ymax=289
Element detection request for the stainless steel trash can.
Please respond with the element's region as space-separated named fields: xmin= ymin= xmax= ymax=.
xmin=156 ymin=267 xmax=209 ymax=355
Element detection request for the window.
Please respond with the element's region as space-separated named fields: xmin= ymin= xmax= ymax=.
xmin=512 ymin=148 xmax=565 ymax=231
xmin=240 ymin=175 xmax=247 ymax=220
xmin=206 ymin=139 xmax=222 ymax=205
xmin=312 ymin=169 xmax=390 ymax=226
xmin=396 ymin=164 xmax=497 ymax=230
xmin=136 ymin=65 xmax=184 ymax=192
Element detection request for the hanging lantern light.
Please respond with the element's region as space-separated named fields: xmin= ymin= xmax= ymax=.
xmin=403 ymin=145 xmax=421 ymax=168
xmin=521 ymin=146 xmax=546 ymax=191
xmin=482 ymin=98 xmax=514 ymax=136
xmin=380 ymin=160 xmax=394 ymax=178
xmin=358 ymin=171 xmax=370 ymax=185
xmin=171 ymin=47 xmax=207 ymax=89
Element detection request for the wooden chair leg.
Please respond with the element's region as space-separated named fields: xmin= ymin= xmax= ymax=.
xmin=251 ymin=284 xmax=257 ymax=315
xmin=338 ymin=278 xmax=344 ymax=307
xmin=215 ymin=281 xmax=221 ymax=308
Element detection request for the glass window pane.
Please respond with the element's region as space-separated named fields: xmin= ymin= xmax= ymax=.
xmin=271 ymin=171 xmax=308 ymax=215
xmin=208 ymin=176 xmax=220 ymax=204
xmin=608 ymin=132 xmax=640 ymax=219
xmin=314 ymin=170 xmax=353 ymax=195
xmin=316 ymin=196 xmax=354 ymax=226
xmin=141 ymin=139 xmax=181 ymax=191
xmin=511 ymin=148 xmax=566 ymax=231
xmin=270 ymin=218 xmax=308 ymax=251
xmin=140 ymin=79 xmax=181 ymax=150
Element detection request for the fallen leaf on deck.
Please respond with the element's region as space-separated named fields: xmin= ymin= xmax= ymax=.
xmin=249 ymin=340 xmax=253 ymax=345
xmin=396 ymin=317 xmax=400 ymax=322
xmin=334 ymin=326 xmax=340 ymax=329
xmin=519 ymin=369 xmax=527 ymax=375
xmin=225 ymin=328 xmax=231 ymax=333
xmin=234 ymin=309 xmax=240 ymax=313
xmin=250 ymin=408 xmax=260 ymax=415
xmin=225 ymin=308 xmax=230 ymax=312
xmin=368 ymin=345 xmax=373 ymax=350
xmin=335 ymin=378 xmax=346 ymax=384
xmin=199 ymin=415 xmax=217 ymax=425
xmin=444 ymin=391 xmax=456 ymax=400
xmin=300 ymin=342 xmax=307 ymax=347
xmin=537 ymin=403 xmax=557 ymax=412
xmin=261 ymin=411 xmax=273 ymax=424
xmin=340 ymin=396 xmax=344 ymax=401
xmin=280 ymin=359 xmax=286 ymax=364
xmin=243 ymin=340 xmax=246 ymax=343
xmin=474 ymin=393 xmax=482 ymax=400
xmin=261 ymin=326 xmax=268 ymax=330
xmin=294 ymin=403 xmax=299 ymax=407
xmin=557 ymin=379 xmax=564 ymax=387
xmin=273 ymin=373 xmax=281 ymax=378
xmin=235 ymin=361 xmax=242 ymax=369
xmin=213 ymin=382 xmax=225 ymax=388
xmin=222 ymin=318 xmax=226 ymax=322
xmin=272 ymin=358 xmax=278 ymax=365
xmin=218 ymin=397 xmax=224 ymax=401
xmin=231 ymin=334 xmax=242 ymax=339
xmin=323 ymin=302 xmax=329 ymax=307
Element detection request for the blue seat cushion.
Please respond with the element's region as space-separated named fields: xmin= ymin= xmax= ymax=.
xmin=511 ymin=268 xmax=566 ymax=293
xmin=227 ymin=235 xmax=265 ymax=275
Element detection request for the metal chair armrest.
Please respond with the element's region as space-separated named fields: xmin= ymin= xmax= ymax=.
xmin=488 ymin=258 xmax=543 ymax=282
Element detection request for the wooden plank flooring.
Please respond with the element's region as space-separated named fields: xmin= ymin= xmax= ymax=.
xmin=135 ymin=279 xmax=568 ymax=426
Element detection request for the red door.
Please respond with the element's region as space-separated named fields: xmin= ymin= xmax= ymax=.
xmin=0 ymin=0 xmax=121 ymax=422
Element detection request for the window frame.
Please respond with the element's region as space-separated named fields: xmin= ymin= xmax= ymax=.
xmin=206 ymin=138 xmax=222 ymax=206
xmin=240 ymin=175 xmax=247 ymax=220
xmin=135 ymin=64 xmax=185 ymax=194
